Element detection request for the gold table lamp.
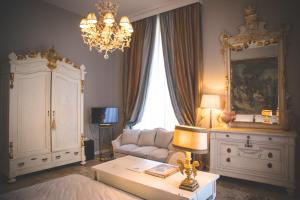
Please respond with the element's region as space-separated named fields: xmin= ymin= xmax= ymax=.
xmin=172 ymin=125 xmax=208 ymax=191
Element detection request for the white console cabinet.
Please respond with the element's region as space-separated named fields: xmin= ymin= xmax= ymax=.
xmin=0 ymin=49 xmax=86 ymax=182
xmin=210 ymin=128 xmax=296 ymax=194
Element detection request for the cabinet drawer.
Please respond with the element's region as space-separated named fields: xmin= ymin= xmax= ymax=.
xmin=261 ymin=148 xmax=281 ymax=161
xmin=220 ymin=143 xmax=239 ymax=156
xmin=219 ymin=155 xmax=282 ymax=175
xmin=11 ymin=154 xmax=51 ymax=170
xmin=72 ymin=150 xmax=81 ymax=160
xmin=215 ymin=132 xmax=286 ymax=144
xmin=52 ymin=149 xmax=81 ymax=162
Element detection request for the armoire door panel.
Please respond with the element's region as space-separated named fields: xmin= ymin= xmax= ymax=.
xmin=9 ymin=72 xmax=51 ymax=158
xmin=51 ymin=72 xmax=81 ymax=151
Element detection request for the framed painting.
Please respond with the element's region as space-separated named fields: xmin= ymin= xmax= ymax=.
xmin=230 ymin=57 xmax=278 ymax=117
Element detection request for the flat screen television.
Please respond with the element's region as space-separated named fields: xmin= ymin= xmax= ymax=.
xmin=91 ymin=107 xmax=119 ymax=125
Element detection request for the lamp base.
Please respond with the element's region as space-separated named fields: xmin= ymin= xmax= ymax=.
xmin=179 ymin=178 xmax=199 ymax=191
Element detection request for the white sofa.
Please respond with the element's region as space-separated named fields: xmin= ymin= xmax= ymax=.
xmin=112 ymin=128 xmax=185 ymax=165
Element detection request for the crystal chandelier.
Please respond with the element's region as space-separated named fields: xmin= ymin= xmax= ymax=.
xmin=79 ymin=0 xmax=133 ymax=59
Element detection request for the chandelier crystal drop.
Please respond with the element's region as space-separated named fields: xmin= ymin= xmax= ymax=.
xmin=79 ymin=0 xmax=133 ymax=59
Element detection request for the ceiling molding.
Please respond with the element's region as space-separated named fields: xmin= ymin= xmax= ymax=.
xmin=42 ymin=0 xmax=203 ymax=22
xmin=129 ymin=0 xmax=202 ymax=22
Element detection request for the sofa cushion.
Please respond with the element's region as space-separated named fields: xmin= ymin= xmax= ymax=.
xmin=115 ymin=144 xmax=138 ymax=154
xmin=154 ymin=128 xmax=173 ymax=149
xmin=147 ymin=148 xmax=169 ymax=163
xmin=121 ymin=129 xmax=140 ymax=145
xmin=137 ymin=129 xmax=156 ymax=146
xmin=130 ymin=146 xmax=158 ymax=159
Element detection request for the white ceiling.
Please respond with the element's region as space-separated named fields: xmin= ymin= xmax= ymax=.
xmin=43 ymin=0 xmax=201 ymax=22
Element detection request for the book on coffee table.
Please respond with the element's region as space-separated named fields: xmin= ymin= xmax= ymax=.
xmin=145 ymin=163 xmax=179 ymax=178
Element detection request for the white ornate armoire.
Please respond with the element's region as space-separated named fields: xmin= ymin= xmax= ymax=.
xmin=0 ymin=48 xmax=86 ymax=182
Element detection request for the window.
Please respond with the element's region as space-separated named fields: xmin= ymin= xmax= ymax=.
xmin=134 ymin=17 xmax=178 ymax=130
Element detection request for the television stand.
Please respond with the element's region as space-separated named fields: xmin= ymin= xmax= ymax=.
xmin=98 ymin=124 xmax=114 ymax=161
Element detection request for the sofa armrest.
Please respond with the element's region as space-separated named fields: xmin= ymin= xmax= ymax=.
xmin=166 ymin=151 xmax=185 ymax=165
xmin=112 ymin=134 xmax=122 ymax=151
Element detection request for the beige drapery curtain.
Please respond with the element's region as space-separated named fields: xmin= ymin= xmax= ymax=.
xmin=160 ymin=3 xmax=203 ymax=127
xmin=122 ymin=16 xmax=157 ymax=128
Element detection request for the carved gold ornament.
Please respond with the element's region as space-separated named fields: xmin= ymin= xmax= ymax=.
xmin=220 ymin=5 xmax=285 ymax=54
xmin=9 ymin=73 xmax=14 ymax=89
xmin=13 ymin=48 xmax=83 ymax=71
xmin=41 ymin=47 xmax=62 ymax=70
xmin=81 ymin=80 xmax=85 ymax=93
xmin=79 ymin=0 xmax=133 ymax=59
xmin=81 ymin=135 xmax=85 ymax=147
xmin=9 ymin=142 xmax=14 ymax=159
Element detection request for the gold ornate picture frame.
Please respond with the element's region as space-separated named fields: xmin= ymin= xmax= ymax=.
xmin=220 ymin=5 xmax=288 ymax=129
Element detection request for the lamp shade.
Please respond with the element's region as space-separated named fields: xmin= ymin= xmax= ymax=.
xmin=120 ymin=16 xmax=130 ymax=27
xmin=103 ymin=12 xmax=115 ymax=25
xmin=86 ymin=12 xmax=97 ymax=24
xmin=200 ymin=94 xmax=221 ymax=109
xmin=172 ymin=125 xmax=208 ymax=154
xmin=79 ymin=18 xmax=89 ymax=29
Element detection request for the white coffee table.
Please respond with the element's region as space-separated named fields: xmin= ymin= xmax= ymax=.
xmin=92 ymin=156 xmax=219 ymax=200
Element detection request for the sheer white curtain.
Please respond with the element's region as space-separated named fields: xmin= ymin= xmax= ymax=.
xmin=134 ymin=17 xmax=178 ymax=131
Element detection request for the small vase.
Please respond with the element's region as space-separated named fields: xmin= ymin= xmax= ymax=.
xmin=220 ymin=111 xmax=236 ymax=125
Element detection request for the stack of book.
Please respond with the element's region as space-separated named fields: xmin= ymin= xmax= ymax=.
xmin=145 ymin=163 xmax=179 ymax=178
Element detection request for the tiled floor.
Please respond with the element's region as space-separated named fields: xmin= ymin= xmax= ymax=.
xmin=0 ymin=159 xmax=295 ymax=200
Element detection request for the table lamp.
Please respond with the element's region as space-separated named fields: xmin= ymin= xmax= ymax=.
xmin=172 ymin=125 xmax=208 ymax=191
xmin=201 ymin=94 xmax=221 ymax=128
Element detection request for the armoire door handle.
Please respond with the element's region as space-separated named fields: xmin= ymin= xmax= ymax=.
xmin=51 ymin=111 xmax=56 ymax=129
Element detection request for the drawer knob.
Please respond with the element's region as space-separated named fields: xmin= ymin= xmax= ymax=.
xmin=65 ymin=152 xmax=70 ymax=154
xmin=30 ymin=157 xmax=37 ymax=161
xmin=18 ymin=162 xmax=25 ymax=167
xmin=268 ymin=152 xmax=273 ymax=158
xmin=74 ymin=152 xmax=79 ymax=155
xmin=42 ymin=158 xmax=48 ymax=162
xmin=226 ymin=134 xmax=230 ymax=138
xmin=226 ymin=158 xmax=231 ymax=162
xmin=267 ymin=163 xmax=272 ymax=168
xmin=227 ymin=148 xmax=231 ymax=153
xmin=56 ymin=155 xmax=61 ymax=159
xmin=268 ymin=137 xmax=272 ymax=141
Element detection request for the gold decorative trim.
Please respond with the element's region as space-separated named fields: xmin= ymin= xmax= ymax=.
xmin=81 ymin=135 xmax=85 ymax=147
xmin=220 ymin=5 xmax=283 ymax=54
xmin=9 ymin=142 xmax=14 ymax=159
xmin=225 ymin=75 xmax=229 ymax=90
xmin=9 ymin=73 xmax=14 ymax=89
xmin=17 ymin=54 xmax=26 ymax=60
xmin=16 ymin=51 xmax=39 ymax=60
xmin=81 ymin=80 xmax=85 ymax=93
xmin=41 ymin=47 xmax=62 ymax=70
xmin=13 ymin=48 xmax=83 ymax=70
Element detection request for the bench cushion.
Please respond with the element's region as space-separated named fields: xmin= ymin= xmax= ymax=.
xmin=121 ymin=129 xmax=140 ymax=145
xmin=137 ymin=129 xmax=156 ymax=146
xmin=147 ymin=148 xmax=169 ymax=163
xmin=130 ymin=146 xmax=158 ymax=159
xmin=115 ymin=144 xmax=138 ymax=154
xmin=154 ymin=128 xmax=173 ymax=149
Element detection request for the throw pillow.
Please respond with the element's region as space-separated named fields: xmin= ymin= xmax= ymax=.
xmin=137 ymin=129 xmax=156 ymax=146
xmin=154 ymin=128 xmax=173 ymax=149
xmin=121 ymin=129 xmax=140 ymax=145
